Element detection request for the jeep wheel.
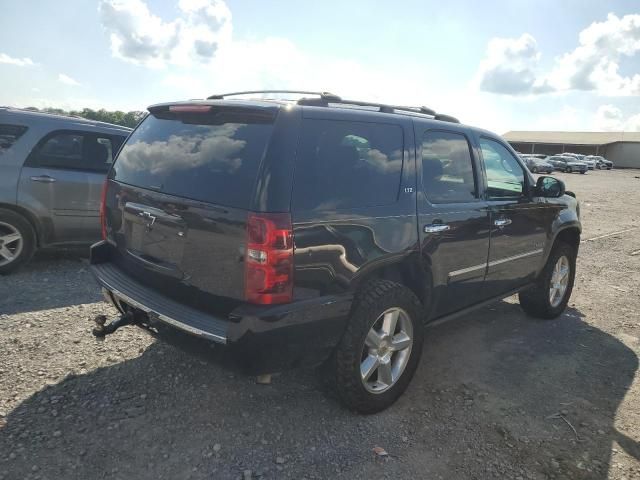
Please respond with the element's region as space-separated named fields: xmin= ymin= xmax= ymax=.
xmin=333 ymin=280 xmax=424 ymax=413
xmin=519 ymin=242 xmax=576 ymax=319
xmin=0 ymin=209 xmax=36 ymax=274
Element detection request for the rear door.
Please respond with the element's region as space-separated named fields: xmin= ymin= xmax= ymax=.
xmin=476 ymin=136 xmax=551 ymax=296
xmin=417 ymin=128 xmax=490 ymax=317
xmin=18 ymin=130 xmax=116 ymax=244
xmin=105 ymin=104 xmax=278 ymax=307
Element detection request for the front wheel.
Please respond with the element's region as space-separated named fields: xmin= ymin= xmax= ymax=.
xmin=333 ymin=280 xmax=424 ymax=414
xmin=519 ymin=242 xmax=576 ymax=319
xmin=566 ymin=166 xmax=573 ymax=173
xmin=0 ymin=209 xmax=36 ymax=274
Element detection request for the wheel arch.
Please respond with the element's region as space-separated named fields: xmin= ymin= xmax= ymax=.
xmin=0 ymin=203 xmax=41 ymax=246
xmin=351 ymin=253 xmax=433 ymax=312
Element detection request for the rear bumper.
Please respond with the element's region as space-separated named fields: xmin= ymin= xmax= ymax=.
xmin=90 ymin=241 xmax=352 ymax=373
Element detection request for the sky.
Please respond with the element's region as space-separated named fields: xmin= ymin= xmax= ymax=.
xmin=0 ymin=0 xmax=639 ymax=134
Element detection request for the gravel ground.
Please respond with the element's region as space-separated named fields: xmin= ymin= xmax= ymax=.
xmin=1 ymin=169 xmax=639 ymax=480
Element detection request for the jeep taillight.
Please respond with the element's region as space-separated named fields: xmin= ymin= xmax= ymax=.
xmin=100 ymin=179 xmax=108 ymax=240
xmin=245 ymin=212 xmax=293 ymax=305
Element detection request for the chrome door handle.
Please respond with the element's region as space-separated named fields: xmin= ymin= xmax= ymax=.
xmin=424 ymin=224 xmax=450 ymax=233
xmin=494 ymin=218 xmax=512 ymax=227
xmin=30 ymin=175 xmax=56 ymax=183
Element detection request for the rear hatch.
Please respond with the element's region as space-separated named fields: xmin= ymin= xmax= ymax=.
xmin=104 ymin=102 xmax=278 ymax=313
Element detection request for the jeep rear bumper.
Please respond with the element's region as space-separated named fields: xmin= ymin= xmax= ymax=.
xmin=90 ymin=241 xmax=352 ymax=374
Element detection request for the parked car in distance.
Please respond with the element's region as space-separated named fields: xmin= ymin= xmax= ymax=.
xmin=546 ymin=155 xmax=588 ymax=174
xmin=521 ymin=155 xmax=554 ymax=174
xmin=585 ymin=155 xmax=613 ymax=170
xmin=561 ymin=153 xmax=598 ymax=170
xmin=0 ymin=107 xmax=132 ymax=273
xmin=89 ymin=91 xmax=581 ymax=413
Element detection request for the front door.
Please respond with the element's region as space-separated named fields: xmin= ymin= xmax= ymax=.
xmin=476 ymin=136 xmax=551 ymax=297
xmin=18 ymin=130 xmax=120 ymax=244
xmin=417 ymin=128 xmax=491 ymax=318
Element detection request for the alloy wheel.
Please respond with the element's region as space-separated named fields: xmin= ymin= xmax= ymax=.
xmin=549 ymin=255 xmax=570 ymax=308
xmin=0 ymin=222 xmax=23 ymax=267
xmin=360 ymin=307 xmax=413 ymax=394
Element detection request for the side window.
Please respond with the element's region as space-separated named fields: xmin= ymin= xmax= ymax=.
xmin=479 ymin=138 xmax=525 ymax=198
xmin=28 ymin=132 xmax=117 ymax=173
xmin=421 ymin=130 xmax=477 ymax=204
xmin=0 ymin=124 xmax=28 ymax=154
xmin=292 ymin=119 xmax=403 ymax=211
xmin=32 ymin=132 xmax=85 ymax=170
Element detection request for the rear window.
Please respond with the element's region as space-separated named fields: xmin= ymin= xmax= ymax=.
xmin=292 ymin=119 xmax=404 ymax=211
xmin=112 ymin=111 xmax=274 ymax=208
xmin=0 ymin=124 xmax=28 ymax=153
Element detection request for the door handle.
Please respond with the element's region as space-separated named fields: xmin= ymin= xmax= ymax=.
xmin=30 ymin=175 xmax=56 ymax=183
xmin=424 ymin=224 xmax=450 ymax=233
xmin=494 ymin=218 xmax=512 ymax=227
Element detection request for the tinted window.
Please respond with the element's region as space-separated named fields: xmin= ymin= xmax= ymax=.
xmin=292 ymin=119 xmax=403 ymax=211
xmin=0 ymin=124 xmax=27 ymax=153
xmin=480 ymin=138 xmax=525 ymax=198
xmin=113 ymin=113 xmax=274 ymax=208
xmin=33 ymin=133 xmax=84 ymax=169
xmin=421 ymin=130 xmax=476 ymax=204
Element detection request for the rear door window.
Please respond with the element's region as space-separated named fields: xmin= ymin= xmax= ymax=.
xmin=292 ymin=119 xmax=404 ymax=211
xmin=112 ymin=112 xmax=274 ymax=208
xmin=0 ymin=124 xmax=28 ymax=153
xmin=421 ymin=130 xmax=477 ymax=204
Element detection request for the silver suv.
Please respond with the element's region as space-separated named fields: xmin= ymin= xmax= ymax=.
xmin=0 ymin=107 xmax=131 ymax=273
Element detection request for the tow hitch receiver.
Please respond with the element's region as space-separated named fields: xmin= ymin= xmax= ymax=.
xmin=92 ymin=311 xmax=139 ymax=338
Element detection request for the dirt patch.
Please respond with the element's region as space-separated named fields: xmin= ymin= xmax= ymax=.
xmin=1 ymin=169 xmax=639 ymax=479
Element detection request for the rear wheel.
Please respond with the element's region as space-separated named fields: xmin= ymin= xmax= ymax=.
xmin=519 ymin=242 xmax=576 ymax=319
xmin=580 ymin=170 xmax=586 ymax=174
xmin=333 ymin=280 xmax=424 ymax=413
xmin=0 ymin=209 xmax=36 ymax=274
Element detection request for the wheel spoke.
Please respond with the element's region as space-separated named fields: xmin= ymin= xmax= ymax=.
xmin=360 ymin=354 xmax=380 ymax=382
xmin=558 ymin=266 xmax=569 ymax=281
xmin=0 ymin=246 xmax=14 ymax=260
xmin=390 ymin=332 xmax=411 ymax=352
xmin=377 ymin=358 xmax=393 ymax=386
xmin=381 ymin=310 xmax=399 ymax=336
xmin=0 ymin=232 xmax=21 ymax=245
xmin=365 ymin=329 xmax=382 ymax=348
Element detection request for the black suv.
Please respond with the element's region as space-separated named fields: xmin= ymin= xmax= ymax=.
xmin=90 ymin=91 xmax=581 ymax=413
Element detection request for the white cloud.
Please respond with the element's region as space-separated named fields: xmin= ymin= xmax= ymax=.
xmin=0 ymin=53 xmax=35 ymax=67
xmin=594 ymin=105 xmax=640 ymax=131
xmin=477 ymin=13 xmax=640 ymax=96
xmin=58 ymin=74 xmax=81 ymax=86
xmin=545 ymin=13 xmax=640 ymax=96
xmin=475 ymin=34 xmax=551 ymax=95
xmin=98 ymin=0 xmax=232 ymax=68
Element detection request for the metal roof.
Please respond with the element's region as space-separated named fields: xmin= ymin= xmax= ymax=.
xmin=503 ymin=130 xmax=640 ymax=145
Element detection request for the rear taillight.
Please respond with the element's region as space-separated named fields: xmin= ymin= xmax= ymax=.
xmin=245 ymin=212 xmax=293 ymax=305
xmin=99 ymin=179 xmax=108 ymax=240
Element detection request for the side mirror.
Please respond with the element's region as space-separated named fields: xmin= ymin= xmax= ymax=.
xmin=536 ymin=176 xmax=565 ymax=198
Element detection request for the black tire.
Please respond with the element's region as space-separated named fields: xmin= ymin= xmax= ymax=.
xmin=580 ymin=170 xmax=586 ymax=174
xmin=519 ymin=241 xmax=576 ymax=319
xmin=333 ymin=280 xmax=424 ymax=414
xmin=566 ymin=166 xmax=572 ymax=173
xmin=0 ymin=209 xmax=36 ymax=274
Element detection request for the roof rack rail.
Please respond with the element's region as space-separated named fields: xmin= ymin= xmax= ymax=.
xmin=205 ymin=90 xmax=460 ymax=123
xmin=207 ymin=90 xmax=341 ymax=101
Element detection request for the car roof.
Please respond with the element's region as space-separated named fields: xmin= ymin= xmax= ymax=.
xmin=149 ymin=97 xmax=497 ymax=137
xmin=0 ymin=106 xmax=132 ymax=133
